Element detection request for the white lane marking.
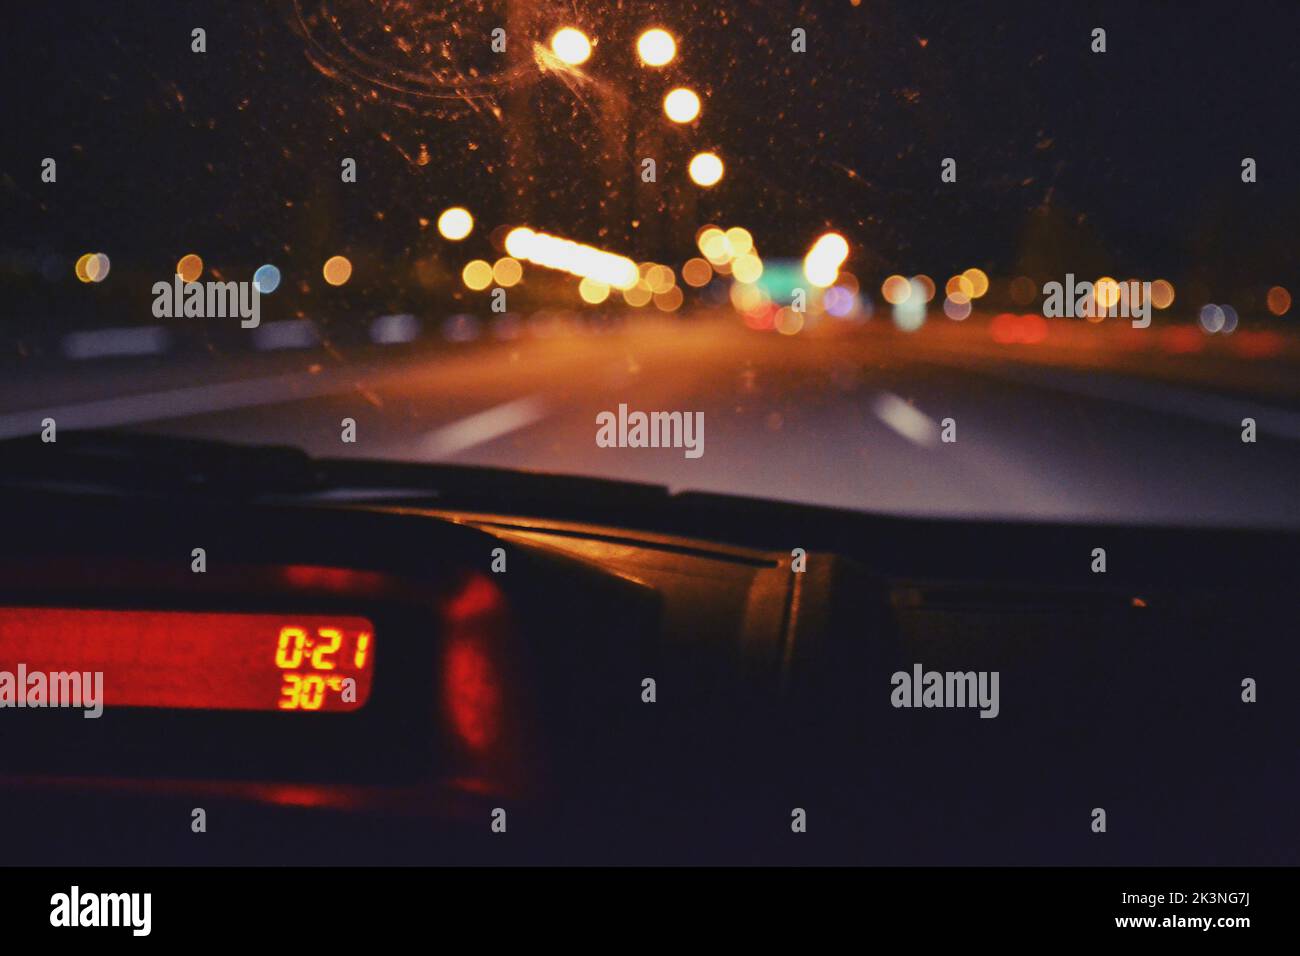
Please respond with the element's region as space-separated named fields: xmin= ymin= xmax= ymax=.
xmin=61 ymin=326 xmax=172 ymax=360
xmin=0 ymin=371 xmax=353 ymax=439
xmin=252 ymin=319 xmax=320 ymax=351
xmin=421 ymin=395 xmax=548 ymax=458
xmin=871 ymin=390 xmax=940 ymax=448
xmin=370 ymin=313 xmax=421 ymax=344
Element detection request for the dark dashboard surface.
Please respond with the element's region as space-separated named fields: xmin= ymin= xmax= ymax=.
xmin=0 ymin=448 xmax=1296 ymax=865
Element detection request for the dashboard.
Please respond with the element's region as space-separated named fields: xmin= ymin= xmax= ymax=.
xmin=0 ymin=482 xmax=1296 ymax=865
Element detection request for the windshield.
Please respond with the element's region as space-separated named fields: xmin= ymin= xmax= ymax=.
xmin=3 ymin=1 xmax=1298 ymax=527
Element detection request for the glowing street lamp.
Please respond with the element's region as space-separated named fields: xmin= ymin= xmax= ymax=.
xmin=637 ymin=28 xmax=676 ymax=67
xmin=550 ymin=27 xmax=592 ymax=66
xmin=688 ymin=152 xmax=724 ymax=187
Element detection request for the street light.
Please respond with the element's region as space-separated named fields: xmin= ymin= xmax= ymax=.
xmin=664 ymin=87 xmax=701 ymax=123
xmin=550 ymin=27 xmax=592 ymax=66
xmin=437 ymin=207 xmax=474 ymax=241
xmin=688 ymin=152 xmax=724 ymax=187
xmin=637 ymin=28 xmax=676 ymax=67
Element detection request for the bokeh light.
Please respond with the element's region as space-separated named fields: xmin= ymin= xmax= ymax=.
xmin=663 ymin=87 xmax=701 ymax=123
xmin=912 ymin=274 xmax=936 ymax=303
xmin=645 ymin=264 xmax=675 ymax=294
xmin=824 ymin=285 xmax=858 ymax=318
xmin=688 ymin=152 xmax=724 ymax=187
xmin=724 ymin=227 xmax=754 ymax=257
xmin=253 ymin=264 xmax=281 ymax=294
xmin=579 ymin=277 xmax=611 ymax=304
xmin=637 ymin=28 xmax=676 ymax=67
xmin=1150 ymin=279 xmax=1175 ymax=310
xmin=322 ymin=255 xmax=352 ymax=286
xmin=730 ymin=281 xmax=766 ymax=313
xmin=176 ymin=253 xmax=203 ymax=283
xmin=946 ymin=274 xmax=975 ymax=299
xmin=962 ymin=267 xmax=990 ymax=298
xmin=681 ymin=257 xmax=713 ymax=287
xmin=1266 ymin=285 xmax=1291 ymax=316
xmin=76 ymin=252 xmax=111 ymax=283
xmin=1199 ymin=304 xmax=1225 ymax=334
xmin=803 ymin=232 xmax=849 ymax=288
xmin=622 ymin=282 xmax=653 ymax=307
xmin=550 ymin=28 xmax=592 ymax=66
xmin=503 ymin=227 xmax=638 ymax=289
xmin=732 ymin=253 xmax=763 ymax=284
xmin=881 ymin=274 xmax=912 ymax=305
xmin=437 ymin=207 xmax=474 ymax=241
xmin=892 ymin=283 xmax=926 ymax=332
xmin=622 ymin=281 xmax=653 ymax=307
xmin=86 ymin=253 xmax=111 ymax=283
xmin=1009 ymin=275 xmax=1038 ymax=306
xmin=1094 ymin=276 xmax=1121 ymax=311
xmin=461 ymin=259 xmax=493 ymax=291
xmin=699 ymin=228 xmax=733 ymax=264
xmin=776 ymin=308 xmax=804 ymax=335
xmin=944 ymin=295 xmax=972 ymax=321
xmin=1220 ymin=304 xmax=1239 ymax=335
xmin=492 ymin=257 xmax=523 ymax=287
xmin=504 ymin=227 xmax=535 ymax=259
xmin=695 ymin=224 xmax=722 ymax=246
xmin=653 ymin=286 xmax=684 ymax=312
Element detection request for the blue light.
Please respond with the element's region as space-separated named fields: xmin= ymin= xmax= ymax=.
xmin=253 ymin=264 xmax=281 ymax=294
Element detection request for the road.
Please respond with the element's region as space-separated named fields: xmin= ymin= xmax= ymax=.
xmin=2 ymin=311 xmax=1298 ymax=528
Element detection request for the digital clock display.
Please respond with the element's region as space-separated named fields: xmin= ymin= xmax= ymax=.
xmin=0 ymin=608 xmax=375 ymax=712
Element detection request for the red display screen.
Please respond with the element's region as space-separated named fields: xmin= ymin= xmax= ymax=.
xmin=0 ymin=608 xmax=375 ymax=712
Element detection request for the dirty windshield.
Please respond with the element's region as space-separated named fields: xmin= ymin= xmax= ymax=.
xmin=3 ymin=1 xmax=1298 ymax=526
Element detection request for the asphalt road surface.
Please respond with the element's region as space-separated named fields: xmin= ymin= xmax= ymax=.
xmin=3 ymin=311 xmax=1298 ymax=528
